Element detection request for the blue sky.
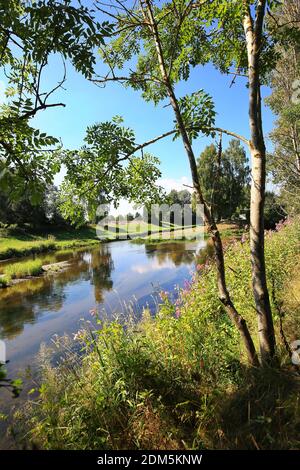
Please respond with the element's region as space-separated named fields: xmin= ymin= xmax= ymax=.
xmin=0 ymin=42 xmax=275 ymax=210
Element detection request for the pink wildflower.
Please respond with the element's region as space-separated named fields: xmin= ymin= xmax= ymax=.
xmin=175 ymin=307 xmax=181 ymax=318
xmin=196 ymin=263 xmax=205 ymax=271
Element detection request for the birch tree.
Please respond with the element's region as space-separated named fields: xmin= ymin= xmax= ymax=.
xmin=93 ymin=0 xmax=259 ymax=365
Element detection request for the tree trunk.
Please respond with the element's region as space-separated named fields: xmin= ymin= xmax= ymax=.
xmin=142 ymin=0 xmax=259 ymax=367
xmin=243 ymin=2 xmax=276 ymax=362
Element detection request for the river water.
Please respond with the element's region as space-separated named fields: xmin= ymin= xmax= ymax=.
xmin=0 ymin=238 xmax=209 ymax=446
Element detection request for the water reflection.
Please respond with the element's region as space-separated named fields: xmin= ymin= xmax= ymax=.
xmin=0 ymin=277 xmax=66 ymax=339
xmin=145 ymin=241 xmax=197 ymax=266
xmin=90 ymin=248 xmax=114 ymax=303
xmin=0 ymin=239 xmax=207 ymax=375
xmin=0 ymin=245 xmax=114 ymax=340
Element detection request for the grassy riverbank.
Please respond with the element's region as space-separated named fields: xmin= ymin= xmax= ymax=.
xmin=15 ymin=218 xmax=300 ymax=450
xmin=0 ymin=226 xmax=100 ymax=260
xmin=3 ymin=259 xmax=43 ymax=279
xmin=130 ymin=222 xmax=242 ymax=244
xmin=0 ymin=222 xmax=241 ymax=260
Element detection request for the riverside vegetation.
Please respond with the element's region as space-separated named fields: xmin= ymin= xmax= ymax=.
xmin=15 ymin=218 xmax=300 ymax=450
xmin=0 ymin=226 xmax=101 ymax=261
xmin=0 ymin=0 xmax=299 ymax=453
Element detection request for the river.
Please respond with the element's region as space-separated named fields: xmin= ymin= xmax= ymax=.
xmin=0 ymin=238 xmax=209 ymax=447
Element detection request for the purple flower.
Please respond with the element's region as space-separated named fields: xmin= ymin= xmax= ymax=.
xmin=241 ymin=234 xmax=246 ymax=244
xmin=196 ymin=263 xmax=205 ymax=271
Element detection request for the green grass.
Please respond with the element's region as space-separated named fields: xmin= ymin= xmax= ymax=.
xmin=3 ymin=259 xmax=43 ymax=279
xmin=0 ymin=223 xmax=242 ymax=259
xmin=0 ymin=226 xmax=100 ymax=260
xmin=0 ymin=275 xmax=11 ymax=287
xmin=97 ymin=220 xmax=200 ymax=240
xmin=15 ymin=218 xmax=300 ymax=450
xmin=130 ymin=223 xmax=242 ymax=244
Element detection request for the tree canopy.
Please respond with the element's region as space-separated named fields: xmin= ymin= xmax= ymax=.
xmin=0 ymin=0 xmax=112 ymax=203
xmin=58 ymin=117 xmax=164 ymax=226
xmin=266 ymin=0 xmax=300 ymax=215
xmin=197 ymin=139 xmax=250 ymax=221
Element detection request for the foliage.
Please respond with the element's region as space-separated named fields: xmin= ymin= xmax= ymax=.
xmin=176 ymin=90 xmax=216 ymax=141
xmin=98 ymin=0 xmax=282 ymax=105
xmin=59 ymin=118 xmax=164 ymax=226
xmin=98 ymin=1 xmax=219 ymax=137
xmin=197 ymin=140 xmax=250 ymax=221
xmin=167 ymin=189 xmax=191 ymax=207
xmin=265 ymin=0 xmax=300 ymax=215
xmin=264 ymin=191 xmax=286 ymax=229
xmin=0 ymin=0 xmax=112 ymax=205
xmin=16 ymin=219 xmax=300 ymax=449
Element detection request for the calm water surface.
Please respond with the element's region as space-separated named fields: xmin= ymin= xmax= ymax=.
xmin=0 ymin=238 xmax=210 ymax=447
xmin=0 ymin=239 xmax=208 ymax=378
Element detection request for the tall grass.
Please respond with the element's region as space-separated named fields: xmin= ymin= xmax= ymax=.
xmin=4 ymin=259 xmax=43 ymax=279
xmin=0 ymin=240 xmax=56 ymax=260
xmin=0 ymin=275 xmax=11 ymax=287
xmin=16 ymin=219 xmax=300 ymax=450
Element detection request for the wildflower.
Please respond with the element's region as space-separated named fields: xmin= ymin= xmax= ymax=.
xmin=275 ymin=219 xmax=286 ymax=232
xmin=196 ymin=263 xmax=204 ymax=271
xmin=175 ymin=307 xmax=181 ymax=318
xmin=241 ymin=233 xmax=246 ymax=244
xmin=73 ymin=329 xmax=85 ymax=341
xmin=90 ymin=308 xmax=97 ymax=317
xmin=159 ymin=290 xmax=169 ymax=300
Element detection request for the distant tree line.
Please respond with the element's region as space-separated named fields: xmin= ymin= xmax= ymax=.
xmin=0 ymin=185 xmax=67 ymax=229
